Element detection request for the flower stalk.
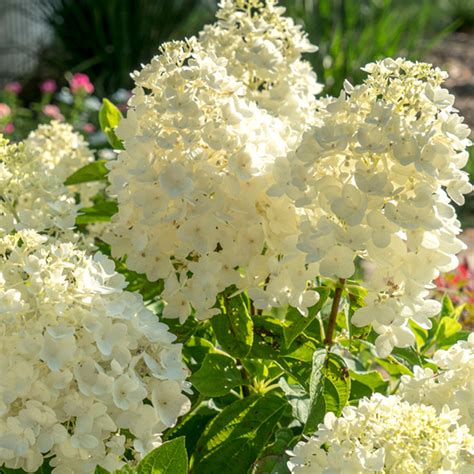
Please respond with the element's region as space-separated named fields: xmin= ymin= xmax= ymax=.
xmin=324 ymin=278 xmax=346 ymax=347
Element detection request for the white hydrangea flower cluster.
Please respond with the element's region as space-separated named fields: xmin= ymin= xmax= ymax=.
xmin=288 ymin=393 xmax=474 ymax=473
xmin=0 ymin=230 xmax=190 ymax=473
xmin=0 ymin=122 xmax=102 ymax=238
xmin=106 ymin=35 xmax=321 ymax=321
xmin=199 ymin=0 xmax=322 ymax=139
xmin=24 ymin=121 xmax=103 ymax=208
xmin=271 ymin=58 xmax=472 ymax=356
xmin=0 ymin=135 xmax=78 ymax=235
xmin=399 ymin=334 xmax=474 ymax=432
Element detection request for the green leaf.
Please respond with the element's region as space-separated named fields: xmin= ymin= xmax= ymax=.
xmin=434 ymin=316 xmax=462 ymax=345
xmin=440 ymin=294 xmax=455 ymax=317
xmin=349 ymin=369 xmax=388 ymax=401
xmin=391 ymin=347 xmax=424 ymax=369
xmin=163 ymin=405 xmax=218 ymax=456
xmin=251 ymin=428 xmax=293 ymax=474
xmin=190 ymin=353 xmax=243 ymax=397
xmin=304 ymin=351 xmax=351 ymax=435
xmin=76 ymin=200 xmax=118 ymax=224
xmin=279 ymin=378 xmax=309 ymax=423
xmin=137 ymin=437 xmax=188 ymax=474
xmin=437 ymin=330 xmax=469 ymax=349
xmin=192 ymin=394 xmax=288 ymax=474
xmin=250 ymin=316 xmax=286 ymax=359
xmin=99 ymin=98 xmax=124 ymax=150
xmin=115 ymin=467 xmax=137 ymax=474
xmin=410 ymin=320 xmax=429 ymax=350
xmin=182 ymin=336 xmax=215 ymax=369
xmin=283 ymin=288 xmax=330 ymax=347
xmin=95 ymin=467 xmax=110 ymax=474
xmin=65 ymin=160 xmax=109 ymax=185
xmin=276 ymin=358 xmax=312 ymax=389
xmin=212 ymin=294 xmax=253 ymax=358
xmin=376 ymin=355 xmax=413 ymax=377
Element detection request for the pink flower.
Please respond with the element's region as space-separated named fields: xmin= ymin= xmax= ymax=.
xmin=82 ymin=123 xmax=96 ymax=133
xmin=40 ymin=79 xmax=57 ymax=94
xmin=3 ymin=123 xmax=14 ymax=134
xmin=42 ymin=104 xmax=64 ymax=121
xmin=0 ymin=103 xmax=11 ymax=119
xmin=69 ymin=73 xmax=94 ymax=94
xmin=4 ymin=82 xmax=22 ymax=94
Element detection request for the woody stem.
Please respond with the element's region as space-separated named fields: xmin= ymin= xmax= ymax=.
xmin=324 ymin=278 xmax=346 ymax=347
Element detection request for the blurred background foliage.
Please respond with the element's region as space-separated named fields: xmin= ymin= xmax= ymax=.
xmin=282 ymin=0 xmax=457 ymax=95
xmin=38 ymin=0 xmax=216 ymax=96
xmin=34 ymin=0 xmax=473 ymax=97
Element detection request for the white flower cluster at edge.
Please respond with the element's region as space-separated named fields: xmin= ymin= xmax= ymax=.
xmin=0 ymin=230 xmax=190 ymax=473
xmin=0 ymin=122 xmax=102 ymax=240
xmin=287 ymin=393 xmax=474 ymax=473
xmin=398 ymin=333 xmax=474 ymax=433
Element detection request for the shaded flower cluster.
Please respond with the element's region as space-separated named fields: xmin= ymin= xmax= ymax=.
xmin=0 ymin=230 xmax=189 ymax=473
xmin=0 ymin=122 xmax=101 ymax=239
xmin=288 ymin=393 xmax=474 ymax=473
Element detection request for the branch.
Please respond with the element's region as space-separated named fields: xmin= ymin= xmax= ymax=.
xmin=324 ymin=278 xmax=346 ymax=347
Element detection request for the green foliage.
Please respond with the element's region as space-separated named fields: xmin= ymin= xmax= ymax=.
xmin=190 ymin=353 xmax=244 ymax=397
xmin=304 ymin=351 xmax=351 ymax=434
xmin=164 ymin=405 xmax=218 ymax=455
xmin=212 ymin=293 xmax=254 ymax=358
xmin=65 ymin=160 xmax=109 ymax=185
xmin=191 ymin=394 xmax=288 ymax=474
xmin=137 ymin=437 xmax=188 ymax=474
xmin=282 ymin=0 xmax=454 ymax=95
xmin=349 ymin=370 xmax=389 ymax=401
xmin=251 ymin=429 xmax=294 ymax=474
xmin=99 ymin=99 xmax=124 ymax=150
xmin=76 ymin=200 xmax=118 ymax=224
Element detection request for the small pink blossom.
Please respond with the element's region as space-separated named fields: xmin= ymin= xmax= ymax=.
xmin=40 ymin=79 xmax=57 ymax=94
xmin=42 ymin=104 xmax=64 ymax=121
xmin=69 ymin=73 xmax=94 ymax=94
xmin=3 ymin=123 xmax=14 ymax=134
xmin=0 ymin=103 xmax=11 ymax=118
xmin=4 ymin=82 xmax=22 ymax=94
xmin=82 ymin=123 xmax=96 ymax=133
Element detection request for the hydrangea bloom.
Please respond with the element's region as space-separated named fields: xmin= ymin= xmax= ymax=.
xmin=24 ymin=121 xmax=102 ymax=207
xmin=288 ymin=393 xmax=474 ymax=473
xmin=399 ymin=334 xmax=474 ymax=432
xmin=106 ymin=37 xmax=320 ymax=321
xmin=0 ymin=230 xmax=189 ymax=473
xmin=200 ymin=0 xmax=322 ymax=140
xmin=1 ymin=122 xmax=102 ymax=238
xmin=271 ymin=58 xmax=472 ymax=355
xmin=0 ymin=136 xmax=78 ymax=235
